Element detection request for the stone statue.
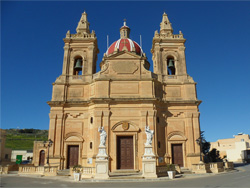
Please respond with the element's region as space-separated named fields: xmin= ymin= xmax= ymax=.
xmin=98 ymin=127 xmax=107 ymax=146
xmin=145 ymin=125 xmax=154 ymax=146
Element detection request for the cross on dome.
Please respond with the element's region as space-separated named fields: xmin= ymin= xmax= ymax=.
xmin=106 ymin=20 xmax=143 ymax=57
xmin=123 ymin=19 xmax=127 ymax=26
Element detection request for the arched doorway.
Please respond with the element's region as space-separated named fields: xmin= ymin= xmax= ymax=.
xmin=39 ymin=150 xmax=45 ymax=166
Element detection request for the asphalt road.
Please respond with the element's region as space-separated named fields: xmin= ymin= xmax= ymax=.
xmin=1 ymin=164 xmax=250 ymax=188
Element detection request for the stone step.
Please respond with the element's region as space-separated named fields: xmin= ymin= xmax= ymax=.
xmin=57 ymin=169 xmax=70 ymax=176
xmin=109 ymin=175 xmax=144 ymax=179
xmin=110 ymin=170 xmax=140 ymax=174
xmin=8 ymin=171 xmax=18 ymax=174
xmin=180 ymin=168 xmax=193 ymax=174
xmin=109 ymin=171 xmax=143 ymax=179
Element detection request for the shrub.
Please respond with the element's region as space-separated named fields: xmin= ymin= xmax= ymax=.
xmin=166 ymin=164 xmax=175 ymax=171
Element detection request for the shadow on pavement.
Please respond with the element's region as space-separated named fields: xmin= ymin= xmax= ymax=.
xmin=233 ymin=162 xmax=250 ymax=167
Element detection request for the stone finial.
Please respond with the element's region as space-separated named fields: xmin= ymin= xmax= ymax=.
xmin=76 ymin=11 xmax=90 ymax=34
xmin=160 ymin=12 xmax=173 ymax=34
xmin=66 ymin=30 xmax=70 ymax=38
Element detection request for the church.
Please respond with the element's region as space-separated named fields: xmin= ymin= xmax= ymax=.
xmin=33 ymin=11 xmax=202 ymax=172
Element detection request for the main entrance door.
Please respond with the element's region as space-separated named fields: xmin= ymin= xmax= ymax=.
xmin=171 ymin=144 xmax=184 ymax=167
xmin=117 ymin=136 xmax=134 ymax=169
xmin=67 ymin=145 xmax=79 ymax=169
xmin=39 ymin=150 xmax=45 ymax=166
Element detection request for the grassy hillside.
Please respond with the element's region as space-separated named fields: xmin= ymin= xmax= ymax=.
xmin=5 ymin=129 xmax=48 ymax=150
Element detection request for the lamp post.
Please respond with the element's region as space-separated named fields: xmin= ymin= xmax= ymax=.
xmin=196 ymin=137 xmax=203 ymax=162
xmin=44 ymin=139 xmax=53 ymax=165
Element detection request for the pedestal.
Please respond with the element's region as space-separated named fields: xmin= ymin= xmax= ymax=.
xmin=142 ymin=145 xmax=157 ymax=179
xmin=94 ymin=145 xmax=109 ymax=179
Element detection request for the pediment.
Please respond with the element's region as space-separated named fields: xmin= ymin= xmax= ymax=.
xmin=108 ymin=51 xmax=141 ymax=59
xmin=111 ymin=121 xmax=140 ymax=132
xmin=65 ymin=132 xmax=84 ymax=142
xmin=168 ymin=131 xmax=187 ymax=141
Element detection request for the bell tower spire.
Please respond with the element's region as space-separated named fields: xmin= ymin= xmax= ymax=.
xmin=76 ymin=11 xmax=90 ymax=34
xmin=160 ymin=12 xmax=173 ymax=35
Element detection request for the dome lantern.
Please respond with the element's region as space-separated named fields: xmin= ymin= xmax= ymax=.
xmin=120 ymin=19 xmax=130 ymax=39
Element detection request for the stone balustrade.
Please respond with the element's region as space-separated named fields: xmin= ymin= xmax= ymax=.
xmin=44 ymin=166 xmax=59 ymax=176
xmin=70 ymin=166 xmax=96 ymax=179
xmin=82 ymin=167 xmax=95 ymax=179
xmin=19 ymin=166 xmax=44 ymax=174
xmin=19 ymin=166 xmax=59 ymax=176
xmin=0 ymin=166 xmax=9 ymax=174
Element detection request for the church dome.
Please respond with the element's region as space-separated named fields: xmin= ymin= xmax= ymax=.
xmin=106 ymin=38 xmax=143 ymax=56
xmin=106 ymin=20 xmax=143 ymax=56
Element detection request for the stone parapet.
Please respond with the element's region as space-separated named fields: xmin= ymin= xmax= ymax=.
xmin=209 ymin=162 xmax=224 ymax=173
xmin=224 ymin=162 xmax=234 ymax=170
xmin=191 ymin=163 xmax=210 ymax=174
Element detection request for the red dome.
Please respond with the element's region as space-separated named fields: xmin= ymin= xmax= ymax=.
xmin=106 ymin=38 xmax=143 ymax=56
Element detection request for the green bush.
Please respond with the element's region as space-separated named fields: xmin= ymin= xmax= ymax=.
xmin=166 ymin=164 xmax=175 ymax=171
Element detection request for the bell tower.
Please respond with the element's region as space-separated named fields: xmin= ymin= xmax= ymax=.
xmin=60 ymin=11 xmax=99 ymax=83
xmin=151 ymin=12 xmax=188 ymax=82
xmin=152 ymin=13 xmax=202 ymax=167
xmin=51 ymin=11 xmax=99 ymax=102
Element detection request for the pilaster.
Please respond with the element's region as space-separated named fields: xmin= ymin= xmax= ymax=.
xmin=93 ymin=111 xmax=103 ymax=156
xmin=185 ymin=112 xmax=195 ymax=154
xmin=193 ymin=112 xmax=201 ymax=153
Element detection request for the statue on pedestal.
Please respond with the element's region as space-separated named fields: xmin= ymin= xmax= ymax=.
xmin=98 ymin=126 xmax=107 ymax=147
xmin=145 ymin=125 xmax=154 ymax=146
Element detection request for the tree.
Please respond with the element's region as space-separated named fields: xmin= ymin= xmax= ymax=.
xmin=208 ymin=148 xmax=222 ymax=162
xmin=200 ymin=131 xmax=211 ymax=155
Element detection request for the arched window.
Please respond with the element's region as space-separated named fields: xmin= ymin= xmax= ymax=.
xmin=167 ymin=57 xmax=175 ymax=75
xmin=73 ymin=57 xmax=83 ymax=75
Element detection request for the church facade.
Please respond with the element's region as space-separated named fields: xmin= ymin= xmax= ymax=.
xmin=33 ymin=12 xmax=202 ymax=171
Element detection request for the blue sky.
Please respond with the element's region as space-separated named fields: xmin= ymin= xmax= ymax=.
xmin=1 ymin=1 xmax=250 ymax=142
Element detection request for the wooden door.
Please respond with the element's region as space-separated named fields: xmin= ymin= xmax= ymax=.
xmin=171 ymin=144 xmax=184 ymax=167
xmin=67 ymin=145 xmax=79 ymax=169
xmin=39 ymin=150 xmax=45 ymax=166
xmin=117 ymin=136 xmax=134 ymax=169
